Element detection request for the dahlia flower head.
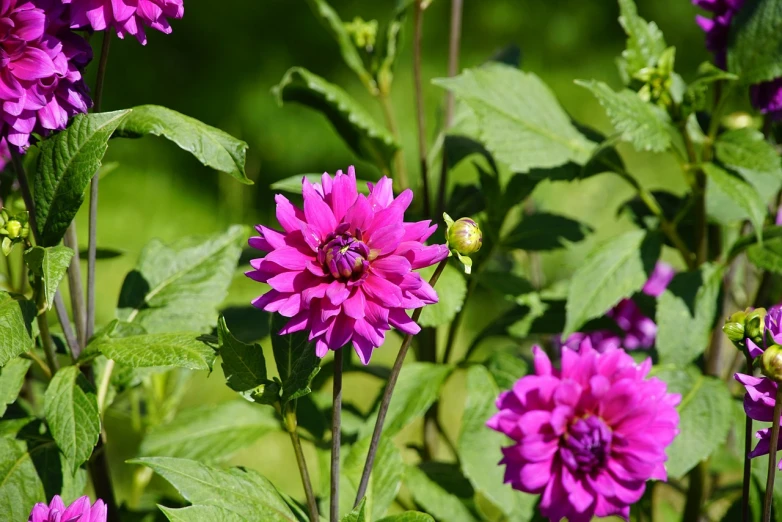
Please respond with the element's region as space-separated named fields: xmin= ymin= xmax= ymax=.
xmin=735 ymin=304 xmax=782 ymax=468
xmin=62 ymin=0 xmax=184 ymax=44
xmin=28 ymin=495 xmax=106 ymax=522
xmin=692 ymin=0 xmax=744 ymax=69
xmin=0 ymin=0 xmax=92 ymax=148
xmin=559 ymin=261 xmax=675 ymax=353
xmin=488 ymin=341 xmax=680 ymax=522
xmin=248 ymin=168 xmax=449 ymax=364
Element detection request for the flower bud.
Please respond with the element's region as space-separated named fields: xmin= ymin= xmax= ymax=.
xmin=5 ymin=220 xmax=21 ymax=239
xmin=746 ymin=308 xmax=767 ymax=345
xmin=723 ymin=321 xmax=745 ymax=344
xmin=762 ymin=345 xmax=782 ymax=382
xmin=447 ymin=217 xmax=482 ymax=255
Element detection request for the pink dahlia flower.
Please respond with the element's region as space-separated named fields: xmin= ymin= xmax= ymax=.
xmin=28 ymin=495 xmax=106 ymax=522
xmin=735 ymin=373 xmax=782 ymax=469
xmin=62 ymin=0 xmax=184 ymax=45
xmin=488 ymin=342 xmax=680 ymax=522
xmin=0 ymin=0 xmax=92 ymax=148
xmin=247 ymin=168 xmax=448 ymax=364
xmin=559 ymin=261 xmax=674 ymax=352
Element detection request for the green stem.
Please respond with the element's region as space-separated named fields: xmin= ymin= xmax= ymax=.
xmin=96 ymin=359 xmax=115 ymax=413
xmin=330 ymin=349 xmax=344 ymax=522
xmin=37 ymin=313 xmax=59 ymax=373
xmin=25 ymin=350 xmax=51 ymax=380
xmin=412 ymin=0 xmax=430 ymax=217
xmin=742 ymin=354 xmax=754 ymax=522
xmin=283 ymin=406 xmax=319 ymax=522
xmin=379 ymin=93 xmax=408 ymax=191
xmin=683 ymin=461 xmax=706 ymax=522
xmin=763 ymin=386 xmax=782 ymax=522
xmin=63 ymin=224 xmax=86 ymax=350
xmin=437 ymin=0 xmax=463 ymax=216
xmin=354 ymin=259 xmax=449 ymax=506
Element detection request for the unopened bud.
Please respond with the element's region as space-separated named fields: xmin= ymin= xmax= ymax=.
xmin=747 ymin=308 xmax=767 ymax=346
xmin=723 ymin=321 xmax=745 ymax=344
xmin=5 ymin=220 xmax=21 ymax=239
xmin=762 ymin=345 xmax=782 ymax=382
xmin=447 ymin=217 xmax=482 ymax=255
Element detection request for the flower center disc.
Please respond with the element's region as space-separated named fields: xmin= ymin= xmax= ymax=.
xmin=318 ymin=228 xmax=370 ymax=281
xmin=562 ymin=415 xmax=612 ymax=474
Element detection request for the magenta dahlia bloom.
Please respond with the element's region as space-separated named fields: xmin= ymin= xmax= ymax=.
xmin=247 ymin=168 xmax=448 ymax=364
xmin=735 ymin=373 xmax=782 ymax=469
xmin=0 ymin=0 xmax=92 ymax=148
xmin=28 ymin=495 xmax=106 ymax=522
xmin=559 ymin=262 xmax=674 ymax=352
xmin=488 ymin=342 xmax=680 ymax=522
xmin=62 ymin=0 xmax=184 ymax=45
xmin=692 ymin=0 xmax=745 ymax=68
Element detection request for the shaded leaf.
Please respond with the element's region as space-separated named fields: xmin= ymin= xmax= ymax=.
xmin=374 ymin=7 xmax=407 ymax=94
xmin=564 ymin=230 xmax=659 ymax=335
xmin=159 ymin=505 xmax=249 ymax=522
xmin=33 ymin=110 xmax=131 ymax=246
xmin=703 ymin=162 xmax=767 ymax=240
xmin=656 ymin=264 xmax=723 ymax=367
xmin=341 ymin=498 xmax=367 ymax=522
xmin=274 ymin=68 xmax=398 ymax=170
xmin=24 ymin=246 xmax=74 ymax=311
xmin=131 ymin=457 xmax=297 ymax=521
xmin=660 ymin=372 xmax=732 ymax=479
xmin=114 ymin=105 xmax=251 ymax=184
xmin=405 ymin=465 xmax=477 ymax=522
xmin=377 ymin=514 xmax=435 ymax=522
xmin=484 ymin=351 xmax=527 ymax=390
xmin=90 ymin=321 xmax=215 ymax=370
xmin=338 ymin=435 xmax=403 ymax=520
xmin=43 ymin=366 xmax=100 ymax=474
xmin=727 ymin=0 xmax=782 ymax=84
xmin=271 ymin=314 xmax=320 ymax=408
xmin=715 ymin=128 xmax=782 ymax=196
xmin=576 ymin=80 xmax=673 ymax=152
xmin=118 ymin=225 xmax=246 ymax=334
xmin=0 ymin=437 xmax=45 ymax=521
xmin=0 ymin=358 xmax=30 ymax=416
xmin=419 ymin=263 xmax=467 ymax=327
xmin=728 ymin=225 xmax=782 ymax=260
xmin=502 ymin=212 xmax=591 ymax=251
xmin=749 ymin=237 xmax=782 ymax=274
xmin=140 ymin=401 xmax=277 ymax=462
xmin=218 ymin=317 xmax=270 ymax=395
xmin=0 ymin=292 xmax=36 ymax=367
xmin=434 ymin=64 xmax=595 ymax=173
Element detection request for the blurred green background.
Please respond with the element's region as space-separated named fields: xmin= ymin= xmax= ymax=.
xmin=66 ymin=0 xmax=716 ymax=513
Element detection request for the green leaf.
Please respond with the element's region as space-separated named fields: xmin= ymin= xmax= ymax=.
xmin=727 ymin=0 xmax=782 ymax=84
xmin=655 ymin=264 xmax=724 ymax=367
xmin=460 ymin=366 xmax=536 ymax=521
xmin=684 ymin=62 xmax=739 ymax=114
xmin=270 ymin=314 xmax=320 ymax=408
xmin=131 ymin=457 xmax=297 ymax=521
xmin=339 ymin=435 xmax=403 ymax=520
xmin=43 ymin=366 xmax=100 ymax=474
xmin=140 ymin=400 xmax=277 ymax=462
xmin=271 ymin=174 xmax=371 ymax=195
xmin=728 ymin=225 xmax=782 ymax=260
xmin=24 ymin=246 xmax=74 ymax=311
xmin=660 ymin=372 xmax=732 ymax=479
xmin=115 ymin=105 xmax=251 ymax=184
xmin=0 ymin=358 xmax=29 ymax=416
xmin=117 ymin=225 xmax=246 ymax=334
xmin=703 ymin=162 xmax=767 ymax=240
xmin=303 ymin=0 xmax=377 ymax=93
xmin=274 ymin=67 xmax=398 ymax=170
xmin=32 ymin=110 xmax=131 ymax=246
xmin=715 ymin=128 xmax=782 ymax=195
xmin=377 ymin=514 xmax=434 ymax=522
xmin=341 ymin=498 xmax=367 ymax=522
xmin=159 ymin=505 xmax=250 ymax=522
xmin=90 ymin=322 xmax=215 ymax=370
xmin=0 ymin=292 xmax=36 ymax=367
xmin=419 ymin=263 xmax=467 ymax=327
xmin=576 ymin=80 xmax=673 ymax=152
xmin=502 ymin=212 xmax=592 ymax=251
xmin=749 ymin=237 xmax=782 ymax=273
xmin=564 ymin=230 xmax=660 ymax=336
xmin=484 ymin=351 xmax=527 ymax=390
xmin=359 ymin=363 xmax=453 ymax=439
xmin=405 ymin=465 xmax=477 ymax=522
xmin=218 ymin=316 xmax=269 ymax=393
xmin=434 ymin=64 xmax=595 ymax=173
xmin=0 ymin=437 xmax=45 ymax=521
xmin=616 ymin=0 xmax=667 ymax=83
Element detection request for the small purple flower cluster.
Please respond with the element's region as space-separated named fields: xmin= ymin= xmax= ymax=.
xmin=736 ymin=305 xmax=782 ymax=468
xmin=693 ymin=0 xmax=782 ymax=120
xmin=0 ymin=0 xmax=183 ymax=149
xmin=560 ymin=262 xmax=674 ymax=353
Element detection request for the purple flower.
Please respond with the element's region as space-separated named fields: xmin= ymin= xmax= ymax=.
xmin=0 ymin=0 xmax=92 ymax=148
xmin=247 ymin=168 xmax=448 ymax=364
xmin=28 ymin=495 xmax=106 ymax=522
xmin=692 ymin=0 xmax=745 ymax=69
xmin=487 ymin=342 xmax=680 ymax=522
xmin=62 ymin=0 xmax=184 ymax=45
xmin=751 ymin=78 xmax=782 ymax=122
xmin=560 ymin=261 xmax=674 ymax=352
xmin=735 ymin=373 xmax=782 ymax=469
xmin=744 ymin=304 xmax=782 ymax=360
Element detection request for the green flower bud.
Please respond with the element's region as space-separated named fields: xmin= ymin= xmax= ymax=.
xmin=762 ymin=344 xmax=782 ymax=382
xmin=5 ymin=220 xmax=21 ymax=239
xmin=447 ymin=217 xmax=482 ymax=255
xmin=746 ymin=308 xmax=768 ymax=345
xmin=723 ymin=321 xmax=745 ymax=344
xmin=344 ymin=17 xmax=378 ymax=52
